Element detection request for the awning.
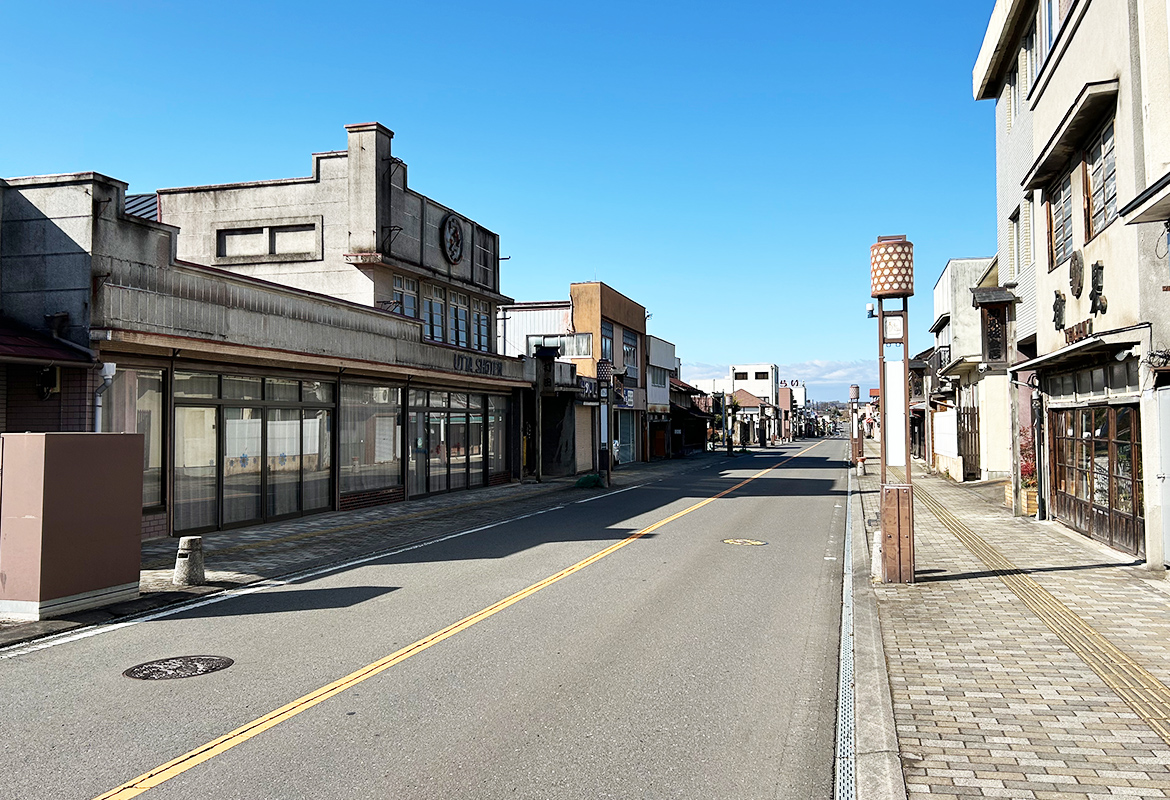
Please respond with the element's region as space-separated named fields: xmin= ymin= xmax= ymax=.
xmin=1023 ymin=81 xmax=1119 ymax=191
xmin=929 ymin=312 xmax=951 ymax=335
xmin=0 ymin=320 xmax=94 ymax=366
xmin=940 ymin=355 xmax=980 ymax=377
xmin=971 ymin=286 xmax=1018 ymax=307
xmin=1121 ymin=167 xmax=1170 ymax=225
xmin=670 ymin=401 xmax=713 ymax=420
xmin=1010 ymin=329 xmax=1142 ymax=373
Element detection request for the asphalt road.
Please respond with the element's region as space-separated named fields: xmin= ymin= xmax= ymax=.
xmin=0 ymin=440 xmax=849 ymax=800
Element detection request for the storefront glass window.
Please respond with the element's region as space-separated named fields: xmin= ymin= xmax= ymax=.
xmin=267 ymin=408 xmax=302 ymax=517
xmin=223 ymin=376 xmax=262 ymax=401
xmin=103 ymin=367 xmax=165 ymax=507
xmin=340 ymin=384 xmax=401 ymax=494
xmin=449 ymin=411 xmax=468 ymax=490
xmin=488 ymin=395 xmax=508 ymax=475
xmin=267 ymin=378 xmax=300 ymax=402
xmin=469 ymin=409 xmax=485 ymax=487
xmin=224 ymin=407 xmax=262 ymax=525
xmin=303 ymin=381 xmax=334 ymax=403
xmin=175 ymin=372 xmax=219 ymax=399
xmin=303 ymin=409 xmax=332 ymax=511
xmin=174 ymin=406 xmax=218 ymax=531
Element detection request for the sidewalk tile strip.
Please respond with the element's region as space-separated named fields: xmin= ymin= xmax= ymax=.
xmin=860 ymin=445 xmax=1170 ymax=798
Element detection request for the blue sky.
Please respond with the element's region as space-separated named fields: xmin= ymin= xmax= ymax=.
xmin=0 ymin=1 xmax=997 ymax=401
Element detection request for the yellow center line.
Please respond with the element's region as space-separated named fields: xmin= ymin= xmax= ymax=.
xmin=96 ymin=442 xmax=827 ymax=799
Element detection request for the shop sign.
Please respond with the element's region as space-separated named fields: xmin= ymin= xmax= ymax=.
xmin=1064 ymin=319 xmax=1093 ymax=345
xmin=577 ymin=376 xmax=598 ymax=402
xmin=453 ymin=354 xmax=503 ymax=377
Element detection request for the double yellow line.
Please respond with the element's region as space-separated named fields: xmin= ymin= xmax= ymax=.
xmin=97 ymin=442 xmax=825 ymax=798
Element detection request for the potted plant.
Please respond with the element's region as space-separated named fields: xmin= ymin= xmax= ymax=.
xmin=1007 ymin=425 xmax=1039 ymax=515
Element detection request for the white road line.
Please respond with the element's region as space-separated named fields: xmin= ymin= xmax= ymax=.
xmin=574 ymin=484 xmax=645 ymax=503
xmin=0 ymin=503 xmax=571 ymax=661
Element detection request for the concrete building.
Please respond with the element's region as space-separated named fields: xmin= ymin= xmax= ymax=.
xmin=1 ymin=131 xmax=526 ymax=541
xmin=498 ymin=282 xmax=648 ymax=470
xmin=928 ymin=256 xmax=1008 ymax=482
xmin=975 ymin=0 xmax=1170 ymax=561
xmin=693 ymin=364 xmax=788 ymax=442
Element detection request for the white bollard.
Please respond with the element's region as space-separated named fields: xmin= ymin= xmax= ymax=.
xmin=173 ymin=536 xmax=206 ymax=585
xmin=857 ymin=457 xmax=866 ymax=477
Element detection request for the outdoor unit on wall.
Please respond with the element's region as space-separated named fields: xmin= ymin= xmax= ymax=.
xmin=36 ymin=366 xmax=60 ymax=401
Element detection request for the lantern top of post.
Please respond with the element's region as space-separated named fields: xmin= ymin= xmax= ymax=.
xmin=849 ymin=384 xmax=860 ymax=401
xmin=870 ymin=235 xmax=915 ymax=299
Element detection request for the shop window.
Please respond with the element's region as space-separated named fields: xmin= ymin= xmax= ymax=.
xmin=103 ymin=367 xmax=165 ymax=507
xmin=223 ymin=375 xmax=262 ymax=401
xmin=175 ymin=371 xmax=219 ymax=398
xmin=488 ymin=395 xmax=509 ymax=475
xmin=340 ymin=384 xmax=402 ymax=494
xmin=266 ymin=378 xmax=299 ymax=402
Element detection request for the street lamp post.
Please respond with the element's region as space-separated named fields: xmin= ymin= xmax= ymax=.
xmin=597 ymin=358 xmax=613 ymax=488
xmin=871 ymin=235 xmax=915 ymax=584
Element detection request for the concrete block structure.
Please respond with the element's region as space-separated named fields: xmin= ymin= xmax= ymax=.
xmin=0 ymin=123 xmax=527 ymax=542
xmin=975 ymin=0 xmax=1170 ymax=562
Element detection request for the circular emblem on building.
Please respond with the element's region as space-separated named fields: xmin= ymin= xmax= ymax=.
xmin=441 ymin=214 xmax=464 ymax=265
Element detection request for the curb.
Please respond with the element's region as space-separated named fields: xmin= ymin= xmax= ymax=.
xmin=850 ymin=463 xmax=908 ymax=800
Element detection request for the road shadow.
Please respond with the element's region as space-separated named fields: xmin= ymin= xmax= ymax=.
xmin=175 ymin=586 xmax=400 ymax=617
xmin=915 ymin=559 xmax=1141 ymax=583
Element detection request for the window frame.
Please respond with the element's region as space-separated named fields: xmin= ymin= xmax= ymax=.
xmin=1047 ymin=171 xmax=1074 ymax=271
xmin=449 ymin=291 xmax=470 ymax=348
xmin=1084 ymin=118 xmax=1117 ymax=241
xmin=423 ymin=285 xmax=446 ymax=343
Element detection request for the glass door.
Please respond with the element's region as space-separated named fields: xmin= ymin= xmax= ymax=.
xmin=174 ymin=406 xmax=218 ymax=532
xmin=303 ymin=409 xmax=332 ymax=512
xmin=409 ymin=410 xmax=428 ymax=497
xmin=449 ymin=411 xmax=468 ymax=490
xmin=267 ymin=408 xmax=302 ymax=518
xmin=224 ymin=407 xmax=262 ymax=526
xmin=428 ymin=411 xmax=448 ymax=493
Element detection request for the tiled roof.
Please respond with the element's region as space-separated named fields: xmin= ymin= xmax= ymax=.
xmin=0 ymin=320 xmax=93 ymax=365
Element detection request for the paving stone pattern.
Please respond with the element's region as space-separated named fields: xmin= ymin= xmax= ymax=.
xmin=860 ymin=442 xmax=1170 ymax=798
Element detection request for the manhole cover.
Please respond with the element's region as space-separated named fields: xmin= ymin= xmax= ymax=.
xmin=123 ymin=656 xmax=234 ymax=680
xmin=723 ymin=538 xmax=767 ymax=546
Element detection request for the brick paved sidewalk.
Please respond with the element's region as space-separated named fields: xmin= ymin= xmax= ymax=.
xmin=858 ymin=441 xmax=1170 ymax=799
xmin=0 ymin=450 xmax=728 ymax=649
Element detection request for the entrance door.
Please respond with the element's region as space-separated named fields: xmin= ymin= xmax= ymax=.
xmin=223 ymin=407 xmax=262 ymax=526
xmin=174 ymin=406 xmax=218 ymax=532
xmin=959 ymin=408 xmax=980 ymax=481
xmin=408 ymin=410 xmax=428 ymax=496
xmin=428 ymin=411 xmax=448 ymax=493
xmin=267 ymin=408 xmax=301 ymax=518
xmin=303 ymin=409 xmax=332 ymax=512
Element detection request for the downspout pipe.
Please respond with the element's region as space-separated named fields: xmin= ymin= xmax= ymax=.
xmin=93 ymin=362 xmax=117 ymax=433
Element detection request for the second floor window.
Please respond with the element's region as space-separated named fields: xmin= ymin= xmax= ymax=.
xmin=734 ymin=371 xmax=748 ymax=380
xmin=449 ymin=292 xmax=470 ymax=348
xmin=424 ymin=286 xmax=445 ymax=342
xmin=1087 ymin=120 xmax=1117 ymax=239
xmin=393 ymin=275 xmax=418 ymax=318
xmin=650 ymin=366 xmax=668 ymax=388
xmin=1049 ymin=172 xmax=1074 ymax=269
xmin=623 ymin=330 xmax=639 ymax=378
xmin=472 ymin=299 xmax=492 ymax=352
xmin=601 ymin=321 xmax=614 ymax=362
